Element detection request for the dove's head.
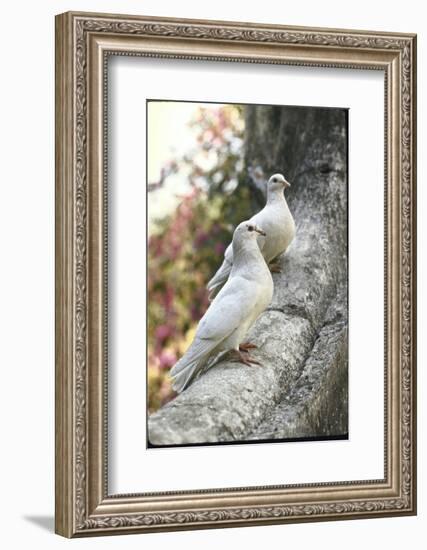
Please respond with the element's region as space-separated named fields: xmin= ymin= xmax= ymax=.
xmin=267 ymin=173 xmax=291 ymax=192
xmin=233 ymin=221 xmax=266 ymax=243
xmin=232 ymin=221 xmax=266 ymax=258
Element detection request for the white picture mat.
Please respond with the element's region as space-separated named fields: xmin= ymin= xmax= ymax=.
xmin=108 ymin=56 xmax=384 ymax=494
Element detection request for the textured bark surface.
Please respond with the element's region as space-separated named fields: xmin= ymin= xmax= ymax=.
xmin=148 ymin=106 xmax=348 ymax=446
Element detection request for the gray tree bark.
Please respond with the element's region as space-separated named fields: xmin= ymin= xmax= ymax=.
xmin=148 ymin=105 xmax=348 ymax=446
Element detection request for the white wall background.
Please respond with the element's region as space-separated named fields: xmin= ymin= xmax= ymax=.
xmin=0 ymin=0 xmax=424 ymax=548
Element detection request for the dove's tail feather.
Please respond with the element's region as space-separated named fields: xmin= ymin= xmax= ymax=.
xmin=170 ymin=339 xmax=216 ymax=393
xmin=206 ymin=259 xmax=232 ymax=301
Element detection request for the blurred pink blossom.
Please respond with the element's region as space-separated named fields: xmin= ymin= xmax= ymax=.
xmin=155 ymin=325 xmax=171 ymax=342
xmin=194 ymin=230 xmax=208 ymax=248
xmin=158 ymin=350 xmax=177 ymax=370
xmin=163 ymin=286 xmax=174 ymax=311
xmin=215 ymin=242 xmax=226 ymax=255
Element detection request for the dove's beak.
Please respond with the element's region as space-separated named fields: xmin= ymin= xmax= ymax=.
xmin=255 ymin=227 xmax=266 ymax=237
xmin=284 ymin=180 xmax=291 ymax=188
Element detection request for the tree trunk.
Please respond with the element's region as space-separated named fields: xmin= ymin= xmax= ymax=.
xmin=148 ymin=105 xmax=348 ymax=446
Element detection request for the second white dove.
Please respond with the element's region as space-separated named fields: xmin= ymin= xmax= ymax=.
xmin=207 ymin=173 xmax=295 ymax=299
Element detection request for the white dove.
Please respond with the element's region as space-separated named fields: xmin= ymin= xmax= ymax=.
xmin=207 ymin=173 xmax=295 ymax=300
xmin=170 ymin=221 xmax=273 ymax=393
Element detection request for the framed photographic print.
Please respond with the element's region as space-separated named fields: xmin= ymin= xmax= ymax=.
xmin=55 ymin=11 xmax=417 ymax=537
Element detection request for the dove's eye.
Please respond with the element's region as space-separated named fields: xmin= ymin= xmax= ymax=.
xmin=248 ymin=225 xmax=254 ymax=232
xmin=272 ymin=177 xmax=277 ymax=183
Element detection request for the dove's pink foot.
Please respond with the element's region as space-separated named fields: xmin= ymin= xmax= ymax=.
xmin=239 ymin=342 xmax=258 ymax=353
xmin=231 ymin=349 xmax=261 ymax=367
xmin=269 ymin=261 xmax=281 ymax=273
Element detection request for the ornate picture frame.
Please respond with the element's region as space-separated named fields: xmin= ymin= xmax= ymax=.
xmin=55 ymin=11 xmax=417 ymax=537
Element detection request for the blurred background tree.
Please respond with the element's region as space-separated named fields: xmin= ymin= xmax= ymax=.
xmin=147 ymin=103 xmax=257 ymax=412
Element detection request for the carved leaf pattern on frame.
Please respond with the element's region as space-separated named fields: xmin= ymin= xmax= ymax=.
xmin=71 ymin=17 xmax=414 ymax=531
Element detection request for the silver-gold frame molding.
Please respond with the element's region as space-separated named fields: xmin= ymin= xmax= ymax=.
xmin=55 ymin=11 xmax=417 ymax=538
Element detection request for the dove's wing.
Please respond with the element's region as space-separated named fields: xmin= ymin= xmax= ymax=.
xmin=256 ymin=233 xmax=266 ymax=253
xmin=170 ymin=275 xmax=256 ymax=392
xmin=207 ymin=227 xmax=265 ymax=301
xmin=197 ymin=275 xmax=256 ymax=343
xmin=169 ymin=335 xmax=220 ymax=392
xmin=224 ymin=242 xmax=233 ymax=263
xmin=206 ymin=243 xmax=233 ymax=299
